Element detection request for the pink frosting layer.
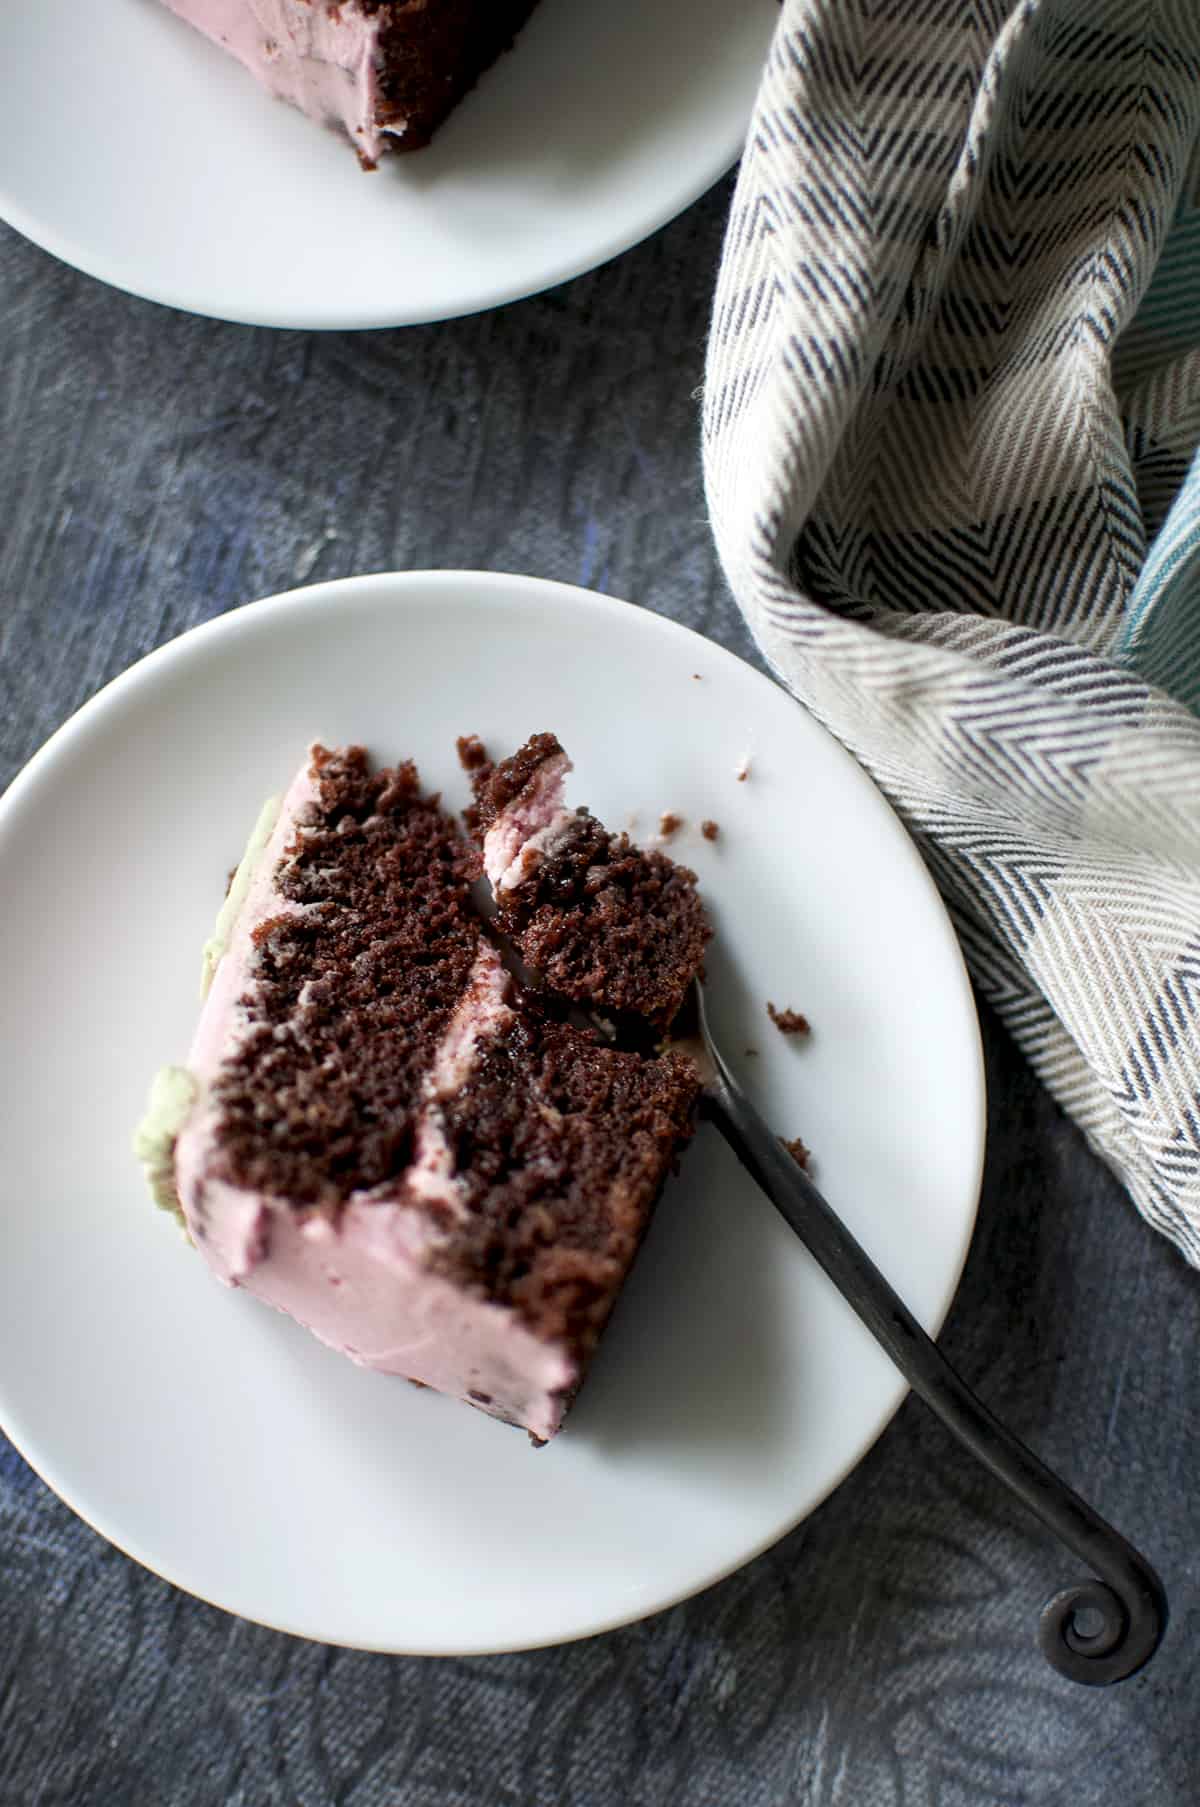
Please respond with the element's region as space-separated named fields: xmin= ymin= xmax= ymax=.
xmin=158 ymin=0 xmax=397 ymax=164
xmin=173 ymin=751 xmax=576 ymax=1442
xmin=483 ymin=749 xmax=576 ymax=895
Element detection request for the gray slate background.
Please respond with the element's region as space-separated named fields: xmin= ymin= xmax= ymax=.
xmin=1 ymin=187 xmax=1197 ymax=1806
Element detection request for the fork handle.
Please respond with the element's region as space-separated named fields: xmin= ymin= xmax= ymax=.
xmin=702 ymin=1064 xmax=1167 ymax=1685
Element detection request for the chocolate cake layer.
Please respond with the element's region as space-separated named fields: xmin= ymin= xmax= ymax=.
xmin=370 ymin=0 xmax=543 ymax=152
xmin=432 ymin=1008 xmax=699 ymax=1360
xmin=472 ymin=733 xmax=712 ymax=1031
xmin=211 ymin=744 xmax=479 ymax=1207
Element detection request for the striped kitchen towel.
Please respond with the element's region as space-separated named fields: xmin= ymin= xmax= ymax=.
xmin=703 ymin=0 xmax=1200 ymax=1261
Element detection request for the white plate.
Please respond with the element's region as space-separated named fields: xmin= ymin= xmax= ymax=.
xmin=0 ymin=0 xmax=777 ymax=329
xmin=0 ymin=572 xmax=984 ymax=1654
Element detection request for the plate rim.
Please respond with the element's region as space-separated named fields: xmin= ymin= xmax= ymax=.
xmin=0 ymin=570 xmax=987 ymax=1654
xmin=0 ymin=5 xmax=765 ymax=329
xmin=0 ymin=143 xmax=742 ymax=334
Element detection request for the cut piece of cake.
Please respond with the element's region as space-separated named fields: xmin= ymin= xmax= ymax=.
xmin=136 ymin=743 xmax=703 ymax=1442
xmin=470 ymin=733 xmax=712 ymax=1032
xmin=156 ymin=0 xmax=542 ymax=166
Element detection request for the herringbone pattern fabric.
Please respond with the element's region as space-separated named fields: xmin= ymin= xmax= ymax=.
xmin=704 ymin=0 xmax=1200 ymax=1260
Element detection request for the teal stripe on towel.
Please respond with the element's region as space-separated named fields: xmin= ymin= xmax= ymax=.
xmin=1118 ymin=445 xmax=1200 ymax=712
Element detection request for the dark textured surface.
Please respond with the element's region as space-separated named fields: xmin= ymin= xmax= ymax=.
xmin=1 ymin=195 xmax=1197 ymax=1805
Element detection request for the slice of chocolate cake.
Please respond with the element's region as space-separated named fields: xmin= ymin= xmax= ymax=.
xmin=135 ymin=743 xmax=702 ymax=1442
xmin=156 ymin=0 xmax=542 ymax=166
xmin=470 ymin=733 xmax=712 ymax=1032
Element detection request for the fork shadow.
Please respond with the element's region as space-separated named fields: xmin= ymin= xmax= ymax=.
xmin=573 ymin=1122 xmax=798 ymax=1476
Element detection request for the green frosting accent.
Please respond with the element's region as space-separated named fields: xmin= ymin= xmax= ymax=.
xmin=134 ymin=794 xmax=280 ymax=1234
xmin=200 ymin=793 xmax=281 ymax=998
xmin=132 ymin=1066 xmax=198 ymax=1227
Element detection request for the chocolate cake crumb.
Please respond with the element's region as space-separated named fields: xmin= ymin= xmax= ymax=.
xmin=659 ymin=812 xmax=683 ymax=838
xmin=700 ymin=819 xmax=719 ymax=841
xmin=782 ymin=1134 xmax=811 ymax=1170
xmin=768 ymin=1003 xmax=811 ymax=1036
xmin=456 ymin=733 xmax=489 ymax=772
xmin=458 ymin=736 xmax=493 ymax=837
xmin=735 ymin=756 xmax=751 ymax=781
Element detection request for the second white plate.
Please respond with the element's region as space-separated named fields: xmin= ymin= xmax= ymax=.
xmin=0 ymin=0 xmax=777 ymax=328
xmin=0 ymin=572 xmax=984 ymax=1653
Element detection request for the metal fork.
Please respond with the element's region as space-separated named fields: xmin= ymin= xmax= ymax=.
xmin=688 ymin=979 xmax=1167 ymax=1686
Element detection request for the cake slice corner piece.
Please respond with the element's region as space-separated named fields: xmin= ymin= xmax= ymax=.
xmin=470 ymin=733 xmax=713 ymax=1032
xmin=156 ymin=0 xmax=544 ymax=166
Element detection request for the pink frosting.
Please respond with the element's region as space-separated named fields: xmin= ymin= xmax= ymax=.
xmin=405 ymin=943 xmax=518 ymax=1215
xmin=157 ymin=0 xmax=399 ymax=164
xmin=483 ymin=749 xmax=577 ymax=895
xmin=173 ymin=750 xmax=577 ymax=1442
